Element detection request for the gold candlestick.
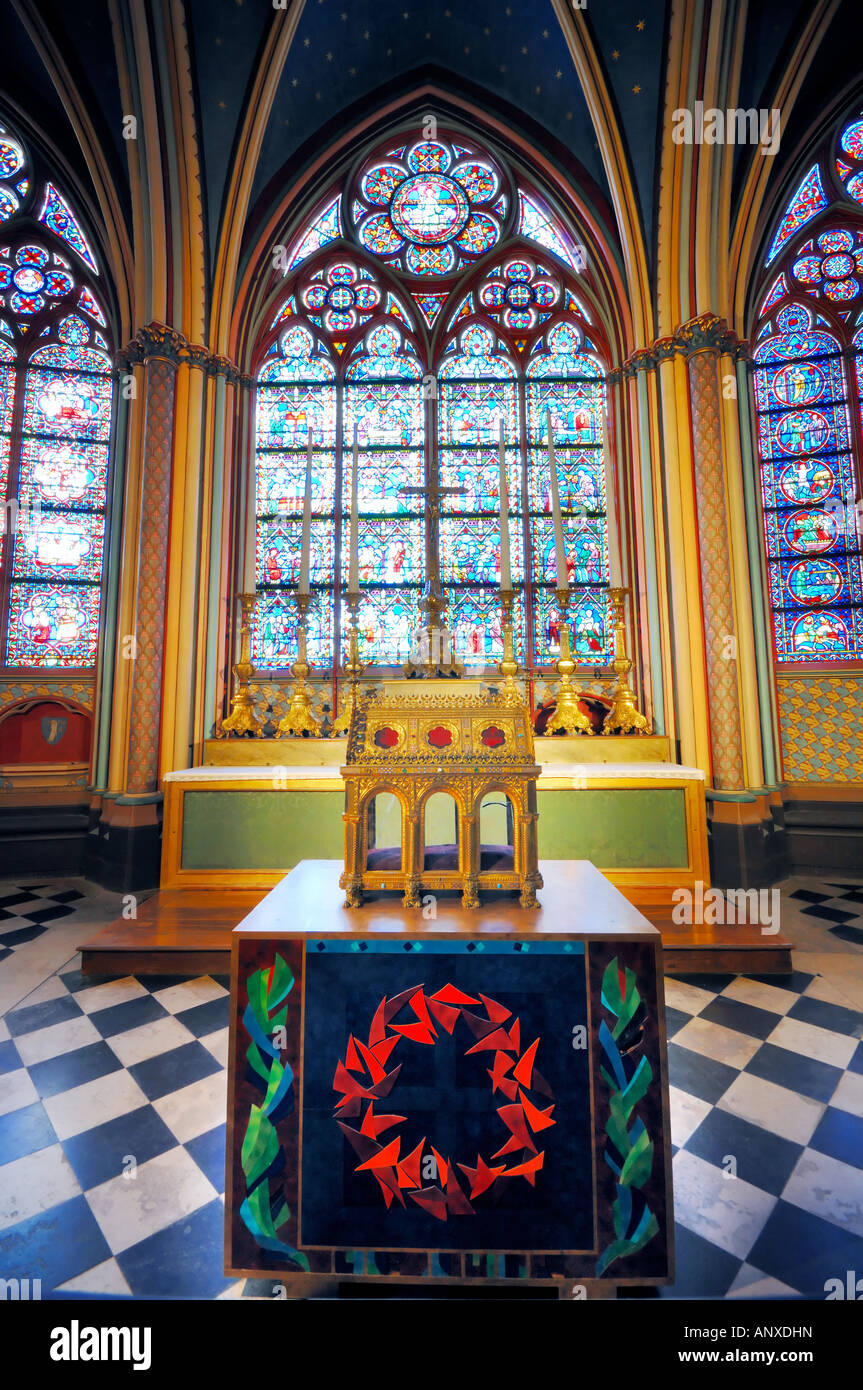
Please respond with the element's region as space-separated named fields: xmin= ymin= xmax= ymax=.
xmin=545 ymin=587 xmax=592 ymax=735
xmin=331 ymin=593 xmax=364 ymax=737
xmin=276 ymin=590 xmax=321 ymax=738
xmin=217 ymin=592 xmax=264 ymax=738
xmin=603 ymin=587 xmax=650 ymax=735
xmin=497 ymin=588 xmax=519 ymax=700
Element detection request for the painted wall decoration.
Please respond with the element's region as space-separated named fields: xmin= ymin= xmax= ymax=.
xmin=777 ymin=674 xmax=863 ymax=782
xmin=226 ymin=935 xmax=671 ymax=1285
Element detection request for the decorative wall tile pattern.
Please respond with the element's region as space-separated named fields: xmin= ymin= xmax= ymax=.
xmin=777 ymin=675 xmax=863 ymax=782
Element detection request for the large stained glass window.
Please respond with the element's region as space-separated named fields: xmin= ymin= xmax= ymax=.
xmin=254 ymin=327 xmax=336 ymax=666
xmin=0 ymin=121 xmax=114 ymax=669
xmin=752 ymin=112 xmax=863 ymax=664
xmin=438 ymin=325 xmax=522 ymax=661
xmin=527 ymin=323 xmax=610 ymax=664
xmin=254 ymin=128 xmax=611 ymax=673
xmin=343 ymin=324 xmax=424 ymax=664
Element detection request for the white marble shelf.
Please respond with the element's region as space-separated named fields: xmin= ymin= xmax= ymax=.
xmin=163 ymin=761 xmax=704 ymax=784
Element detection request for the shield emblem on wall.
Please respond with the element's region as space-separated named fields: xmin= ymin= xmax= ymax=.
xmin=41 ymin=716 xmax=67 ymax=746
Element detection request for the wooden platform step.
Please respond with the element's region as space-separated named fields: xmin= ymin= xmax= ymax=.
xmin=78 ymin=888 xmax=793 ymax=977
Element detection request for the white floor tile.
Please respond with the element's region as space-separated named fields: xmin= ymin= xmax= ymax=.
xmin=85 ymin=1147 xmax=217 ymax=1255
xmin=663 ymin=979 xmax=716 ymax=1016
xmin=720 ymin=977 xmax=798 ymax=1015
xmin=151 ymin=978 xmax=228 ymax=1015
xmin=14 ymin=1013 xmax=102 ymax=1067
xmin=43 ymin=1070 xmax=149 ymax=1141
xmin=75 ymin=978 xmax=149 ymax=1015
xmin=16 ymin=976 xmax=70 ymax=1008
xmin=783 ymin=1148 xmax=863 ymax=1239
xmin=727 ymin=1262 xmax=800 ymax=1298
xmin=672 ymin=1149 xmax=776 ymax=1260
xmin=672 ymin=1016 xmax=762 ymax=1071
xmin=152 ymin=1070 xmax=227 ymax=1144
xmin=107 ymin=1015 xmax=195 ymax=1069
xmin=0 ymin=1066 xmax=38 ymax=1116
xmin=199 ymin=1028 xmax=229 ymax=1067
xmin=669 ymin=1085 xmax=712 ymax=1146
xmin=0 ymin=1143 xmax=80 ymax=1230
xmin=766 ymin=1016 xmax=858 ymax=1070
xmin=56 ymin=1257 xmax=133 ymax=1297
xmin=829 ymin=1069 xmax=863 ymax=1119
xmin=718 ymin=1072 xmax=825 ymax=1145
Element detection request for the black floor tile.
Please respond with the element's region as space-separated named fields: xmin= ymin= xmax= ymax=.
xmin=62 ymin=1105 xmax=177 ymax=1190
xmin=0 ymin=1037 xmax=21 ymax=1074
xmin=848 ymin=1041 xmax=863 ymax=1076
xmin=128 ymin=1041 xmax=222 ymax=1102
xmin=26 ymin=905 xmax=76 ymax=925
xmin=666 ymin=1042 xmax=740 ymax=1104
xmin=829 ymin=924 xmax=863 ymax=948
xmin=748 ymin=1200 xmax=863 ymax=1297
xmin=185 ymin=1124 xmax=227 ymax=1190
xmin=808 ymin=1106 xmax=863 ymax=1169
xmin=0 ymin=1100 xmax=57 ymax=1165
xmin=788 ymin=994 xmax=863 ymax=1039
xmin=87 ymin=993 xmax=169 ymax=1039
xmin=117 ymin=1198 xmax=234 ymax=1298
xmin=658 ymin=1224 xmax=743 ymax=1298
xmin=744 ymin=1041 xmax=843 ymax=1103
xmin=663 ymin=973 xmax=732 ymax=992
xmin=663 ymin=1005 xmax=691 ymax=1039
xmin=28 ymin=1041 xmax=123 ymax=1100
xmin=789 ymin=889 xmax=831 ymax=902
xmin=59 ymin=968 xmax=123 ymax=994
xmin=800 ymin=904 xmax=857 ymax=925
xmin=52 ymin=890 xmax=85 ymax=904
xmin=172 ymin=996 xmax=229 ymax=1038
xmin=683 ymin=1107 xmax=803 ymax=1196
xmin=0 ymin=925 xmax=47 ymax=947
xmin=745 ymin=970 xmax=815 ymax=994
xmin=699 ymin=995 xmax=779 ymax=1041
xmin=0 ymin=1195 xmax=111 ymax=1291
xmin=6 ymin=993 xmax=83 ymax=1038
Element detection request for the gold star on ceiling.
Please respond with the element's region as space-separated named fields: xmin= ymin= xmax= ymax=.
xmin=612 ymin=49 xmax=620 ymax=60
xmin=303 ymin=37 xmax=310 ymax=47
xmin=633 ymin=84 xmax=641 ymax=94
xmin=218 ymin=100 xmax=226 ymax=109
xmin=349 ymin=66 xmax=356 ymax=75
xmin=637 ymin=19 xmax=645 ymax=29
xmin=291 ymin=77 xmax=298 ymax=86
xmin=521 ymin=45 xmax=527 ymax=54
xmin=556 ymin=69 xmax=562 ymax=78
xmin=326 ymin=52 xmax=332 ymax=61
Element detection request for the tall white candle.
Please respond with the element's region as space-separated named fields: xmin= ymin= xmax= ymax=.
xmin=498 ymin=417 xmax=511 ymax=592
xmin=348 ymin=424 xmax=359 ymax=596
xmin=547 ymin=409 xmax=569 ymax=591
xmin=298 ymin=426 xmax=313 ymax=595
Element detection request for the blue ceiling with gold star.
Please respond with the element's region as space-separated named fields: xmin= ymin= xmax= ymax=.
xmin=0 ymin=0 xmax=858 ymax=297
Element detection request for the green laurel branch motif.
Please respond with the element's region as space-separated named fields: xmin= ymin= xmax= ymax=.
xmin=596 ymin=957 xmax=660 ymax=1275
xmin=239 ymin=954 xmax=310 ymax=1270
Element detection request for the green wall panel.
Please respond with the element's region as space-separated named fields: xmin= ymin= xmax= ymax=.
xmin=180 ymin=787 xmax=689 ymax=872
xmin=182 ymin=791 xmax=344 ymax=870
xmin=536 ymin=789 xmax=688 ymax=868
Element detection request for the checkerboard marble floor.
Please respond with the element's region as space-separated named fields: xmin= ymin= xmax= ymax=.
xmin=0 ymin=874 xmax=861 ymax=1299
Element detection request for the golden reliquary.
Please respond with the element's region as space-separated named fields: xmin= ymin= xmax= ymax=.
xmin=340 ymin=679 xmax=542 ymax=911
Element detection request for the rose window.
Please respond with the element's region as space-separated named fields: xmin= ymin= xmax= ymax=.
xmin=302 ymin=262 xmax=381 ymax=332
xmin=353 ymin=139 xmax=504 ymax=276
xmin=0 ymin=243 xmax=75 ymax=314
xmin=791 ymin=229 xmax=863 ymax=303
xmin=479 ymin=259 xmax=559 ymax=329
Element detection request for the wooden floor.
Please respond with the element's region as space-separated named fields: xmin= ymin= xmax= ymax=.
xmin=79 ymin=887 xmax=793 ymax=976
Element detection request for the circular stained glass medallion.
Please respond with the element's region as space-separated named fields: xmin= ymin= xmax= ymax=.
xmin=778 ymin=458 xmax=835 ymax=505
xmin=792 ymin=609 xmax=848 ymax=653
xmin=775 ymin=409 xmax=830 ymax=454
xmin=840 ymin=120 xmax=863 ymax=161
xmin=783 ymin=508 xmax=838 ymax=554
xmin=390 ymin=173 xmax=469 ymax=245
xmin=817 ymin=229 xmax=855 ymax=254
xmin=824 ymin=278 xmax=859 ymax=301
xmin=771 ymin=361 xmax=824 ymax=407
xmin=822 ymin=253 xmax=855 ymax=278
xmin=787 ymin=559 xmax=843 ymax=605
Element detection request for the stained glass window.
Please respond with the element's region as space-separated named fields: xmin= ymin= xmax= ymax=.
xmin=255 ymin=127 xmax=611 ymax=675
xmin=527 ymin=324 xmax=610 ymax=664
xmin=752 ymin=305 xmax=863 ymax=661
xmin=343 ymin=325 xmax=425 ymax=665
xmin=752 ymin=114 xmax=863 ymax=664
xmin=438 ymin=325 xmax=522 ymax=661
xmin=0 ymin=122 xmax=113 ymax=669
xmin=254 ymin=327 xmax=337 ymax=667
